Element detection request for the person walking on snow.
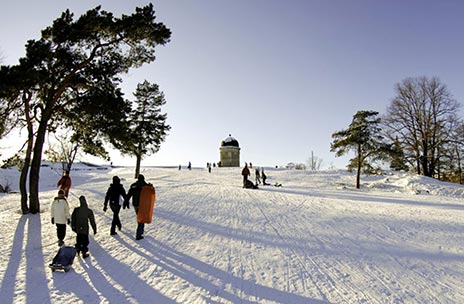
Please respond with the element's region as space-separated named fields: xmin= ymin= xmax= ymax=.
xmin=103 ymin=176 xmax=127 ymax=236
xmin=255 ymin=167 xmax=261 ymax=185
xmin=57 ymin=170 xmax=72 ymax=198
xmin=51 ymin=189 xmax=70 ymax=246
xmin=262 ymin=168 xmax=270 ymax=186
xmin=124 ymin=174 xmax=148 ymax=240
xmin=71 ymin=196 xmax=97 ymax=258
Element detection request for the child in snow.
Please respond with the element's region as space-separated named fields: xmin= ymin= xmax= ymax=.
xmin=57 ymin=170 xmax=72 ymax=198
xmin=71 ymin=196 xmax=97 ymax=258
xmin=50 ymin=189 xmax=70 ymax=246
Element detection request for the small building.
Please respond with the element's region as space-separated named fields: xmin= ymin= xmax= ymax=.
xmin=219 ymin=134 xmax=240 ymax=167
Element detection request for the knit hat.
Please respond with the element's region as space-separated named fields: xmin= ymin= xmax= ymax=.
xmin=79 ymin=195 xmax=88 ymax=207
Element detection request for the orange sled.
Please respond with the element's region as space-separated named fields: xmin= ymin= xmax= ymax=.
xmin=137 ymin=185 xmax=156 ymax=224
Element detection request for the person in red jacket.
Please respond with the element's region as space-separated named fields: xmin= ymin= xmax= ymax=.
xmin=241 ymin=163 xmax=250 ymax=187
xmin=57 ymin=170 xmax=72 ymax=198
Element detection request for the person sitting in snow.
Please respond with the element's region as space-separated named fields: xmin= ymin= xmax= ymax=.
xmin=244 ymin=179 xmax=259 ymax=189
xmin=50 ymin=189 xmax=70 ymax=246
xmin=103 ymin=176 xmax=127 ymax=236
xmin=71 ymin=196 xmax=97 ymax=258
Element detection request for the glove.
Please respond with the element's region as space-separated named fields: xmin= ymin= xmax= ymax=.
xmin=67 ymin=219 xmax=71 ymax=225
xmin=51 ymin=218 xmax=55 ymax=224
xmin=103 ymin=206 xmax=107 ymax=212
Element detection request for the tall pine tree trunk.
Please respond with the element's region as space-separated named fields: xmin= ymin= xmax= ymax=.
xmin=29 ymin=114 xmax=50 ymax=214
xmin=20 ymin=140 xmax=32 ymax=214
xmin=356 ymin=143 xmax=361 ymax=189
xmin=20 ymin=93 xmax=33 ymax=214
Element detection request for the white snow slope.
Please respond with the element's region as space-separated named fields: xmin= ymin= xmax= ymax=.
xmin=0 ymin=164 xmax=464 ymax=304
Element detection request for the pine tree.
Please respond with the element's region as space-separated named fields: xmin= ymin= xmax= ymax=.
xmin=119 ymin=80 xmax=170 ymax=178
xmin=0 ymin=4 xmax=171 ymax=213
xmin=331 ymin=111 xmax=384 ymax=189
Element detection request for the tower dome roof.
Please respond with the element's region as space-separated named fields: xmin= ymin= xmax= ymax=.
xmin=221 ymin=134 xmax=239 ymax=147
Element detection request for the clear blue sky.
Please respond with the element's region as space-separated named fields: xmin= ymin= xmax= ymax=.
xmin=1 ymin=0 xmax=464 ymax=169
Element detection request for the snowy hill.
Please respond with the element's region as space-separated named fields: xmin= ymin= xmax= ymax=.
xmin=1 ymin=164 xmax=464 ymax=303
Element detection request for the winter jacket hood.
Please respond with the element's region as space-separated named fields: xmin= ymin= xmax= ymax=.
xmin=104 ymin=177 xmax=127 ymax=208
xmin=71 ymin=196 xmax=97 ymax=235
xmin=79 ymin=195 xmax=88 ymax=208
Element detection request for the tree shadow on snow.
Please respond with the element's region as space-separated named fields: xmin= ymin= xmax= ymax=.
xmin=0 ymin=214 xmax=52 ymax=303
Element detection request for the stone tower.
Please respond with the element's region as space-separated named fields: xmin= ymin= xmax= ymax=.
xmin=219 ymin=134 xmax=240 ymax=167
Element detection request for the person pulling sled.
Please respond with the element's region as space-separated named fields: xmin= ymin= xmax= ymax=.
xmin=71 ymin=196 xmax=97 ymax=258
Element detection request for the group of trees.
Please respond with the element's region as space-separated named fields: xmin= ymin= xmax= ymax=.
xmin=0 ymin=4 xmax=171 ymax=214
xmin=331 ymin=76 xmax=464 ymax=188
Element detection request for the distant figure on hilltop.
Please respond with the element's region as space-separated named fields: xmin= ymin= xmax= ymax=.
xmin=241 ymin=163 xmax=250 ymax=187
xmin=255 ymin=167 xmax=261 ymax=185
xmin=262 ymin=168 xmax=270 ymax=186
xmin=57 ymin=170 xmax=72 ymax=198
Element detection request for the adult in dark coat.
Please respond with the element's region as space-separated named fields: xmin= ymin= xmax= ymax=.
xmin=103 ymin=176 xmax=127 ymax=235
xmin=125 ymin=174 xmax=148 ymax=240
xmin=71 ymin=196 xmax=97 ymax=258
xmin=262 ymin=168 xmax=270 ymax=186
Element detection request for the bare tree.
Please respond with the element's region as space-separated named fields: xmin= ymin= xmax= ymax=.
xmin=45 ymin=133 xmax=80 ymax=172
xmin=307 ymin=151 xmax=323 ymax=171
xmin=383 ymin=77 xmax=461 ymax=177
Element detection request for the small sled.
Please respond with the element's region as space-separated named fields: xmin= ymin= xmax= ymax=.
xmin=49 ymin=246 xmax=77 ymax=272
xmin=137 ymin=185 xmax=156 ymax=224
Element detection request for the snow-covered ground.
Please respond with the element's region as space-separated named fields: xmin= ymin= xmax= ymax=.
xmin=1 ymin=164 xmax=464 ymax=303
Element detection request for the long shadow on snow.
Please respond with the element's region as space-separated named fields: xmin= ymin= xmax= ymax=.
xmin=156 ymin=209 xmax=464 ymax=264
xmin=258 ymin=186 xmax=464 ymax=211
xmin=87 ymin=239 xmax=175 ymax=303
xmin=51 ymin=258 xmax=101 ymax=303
xmin=116 ymin=235 xmax=326 ymax=304
xmin=0 ymin=214 xmax=52 ymax=304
